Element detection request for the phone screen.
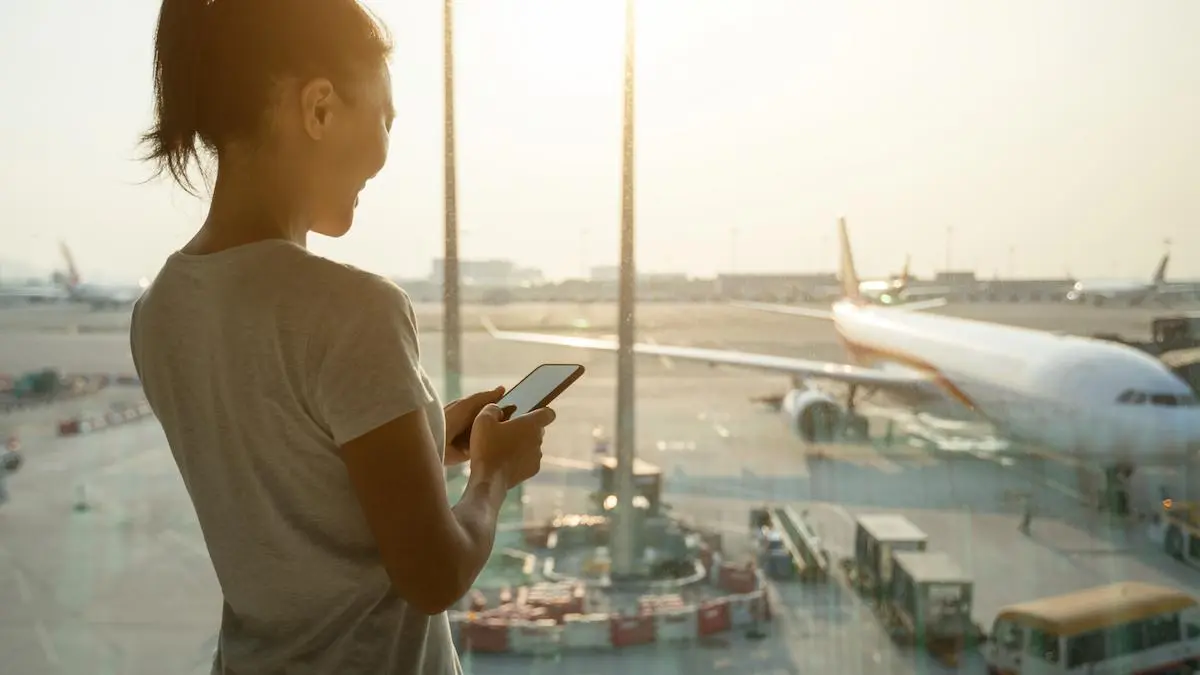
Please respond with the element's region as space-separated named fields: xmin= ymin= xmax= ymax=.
xmin=498 ymin=364 xmax=582 ymax=417
xmin=450 ymin=364 xmax=583 ymax=450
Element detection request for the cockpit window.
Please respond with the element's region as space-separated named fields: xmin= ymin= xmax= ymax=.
xmin=1117 ymin=390 xmax=1149 ymax=404
xmin=1117 ymin=391 xmax=1199 ymax=406
xmin=1144 ymin=394 xmax=1200 ymax=407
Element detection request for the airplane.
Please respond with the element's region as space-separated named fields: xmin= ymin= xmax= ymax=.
xmin=57 ymin=242 xmax=147 ymax=310
xmin=813 ymin=254 xmax=951 ymax=308
xmin=483 ymin=218 xmax=1200 ymax=486
xmin=0 ymin=280 xmax=68 ymax=304
xmin=1066 ymin=253 xmax=1193 ymax=306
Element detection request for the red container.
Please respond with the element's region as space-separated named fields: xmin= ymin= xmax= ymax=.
xmin=610 ymin=614 xmax=655 ymax=647
xmin=697 ymin=598 xmax=732 ymax=636
xmin=57 ymin=419 xmax=81 ymax=437
xmin=638 ymin=593 xmax=684 ymax=614
xmin=483 ymin=602 xmax=550 ymax=622
xmin=462 ymin=619 xmax=509 ymax=653
xmin=718 ymin=563 xmax=757 ymax=594
xmin=529 ymin=600 xmax=569 ymax=624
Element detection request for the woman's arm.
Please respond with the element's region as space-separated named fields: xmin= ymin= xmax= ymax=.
xmin=313 ymin=276 xmax=504 ymax=613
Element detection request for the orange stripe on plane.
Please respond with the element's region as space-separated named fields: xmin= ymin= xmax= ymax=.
xmin=833 ymin=328 xmax=980 ymax=413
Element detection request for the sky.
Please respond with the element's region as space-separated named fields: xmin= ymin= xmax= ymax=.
xmin=0 ymin=0 xmax=1198 ymax=285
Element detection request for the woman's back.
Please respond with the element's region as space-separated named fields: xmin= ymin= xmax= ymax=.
xmin=131 ymin=240 xmax=457 ymax=674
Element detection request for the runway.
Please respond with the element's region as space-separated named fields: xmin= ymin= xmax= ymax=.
xmin=1 ymin=301 xmax=1198 ymax=674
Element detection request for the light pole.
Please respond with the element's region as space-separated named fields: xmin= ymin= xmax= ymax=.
xmin=611 ymin=0 xmax=639 ymax=580
xmin=442 ymin=0 xmax=463 ymax=402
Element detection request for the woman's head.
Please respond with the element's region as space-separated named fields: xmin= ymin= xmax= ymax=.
xmin=143 ymin=0 xmax=394 ymax=238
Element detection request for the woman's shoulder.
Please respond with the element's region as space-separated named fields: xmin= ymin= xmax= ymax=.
xmin=297 ymin=253 xmax=415 ymax=319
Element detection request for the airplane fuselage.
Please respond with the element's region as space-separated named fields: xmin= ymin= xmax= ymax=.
xmin=1066 ymin=280 xmax=1159 ymax=305
xmin=830 ymin=300 xmax=1200 ymax=465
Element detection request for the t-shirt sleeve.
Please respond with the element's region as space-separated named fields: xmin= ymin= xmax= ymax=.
xmin=312 ymin=276 xmax=434 ymax=446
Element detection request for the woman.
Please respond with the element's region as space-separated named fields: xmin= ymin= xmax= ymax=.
xmin=130 ymin=1 xmax=554 ymax=673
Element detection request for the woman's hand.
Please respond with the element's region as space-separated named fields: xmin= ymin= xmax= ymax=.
xmin=442 ymin=386 xmax=505 ymax=466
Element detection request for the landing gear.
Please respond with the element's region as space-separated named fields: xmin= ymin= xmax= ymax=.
xmin=1101 ymin=464 xmax=1134 ymax=517
xmin=1166 ymin=525 xmax=1185 ymax=560
xmin=841 ymin=385 xmax=870 ymax=441
xmin=843 ymin=414 xmax=870 ymax=440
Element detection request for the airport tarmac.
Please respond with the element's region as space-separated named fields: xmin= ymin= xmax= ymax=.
xmin=1 ymin=301 xmax=1198 ymax=674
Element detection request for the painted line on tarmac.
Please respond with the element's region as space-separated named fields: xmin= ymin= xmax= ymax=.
xmin=643 ymin=335 xmax=674 ymax=370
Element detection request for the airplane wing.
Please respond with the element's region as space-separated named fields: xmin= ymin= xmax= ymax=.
xmin=895 ymin=297 xmax=948 ymax=311
xmin=1158 ymin=284 xmax=1198 ymax=297
xmin=730 ymin=301 xmax=833 ymax=320
xmin=731 ymin=296 xmax=946 ymax=319
xmin=482 ymin=318 xmax=935 ymax=392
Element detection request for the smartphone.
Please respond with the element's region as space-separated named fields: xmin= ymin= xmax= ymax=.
xmin=451 ymin=363 xmax=585 ymax=450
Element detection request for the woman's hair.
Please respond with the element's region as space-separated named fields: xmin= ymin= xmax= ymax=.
xmin=141 ymin=0 xmax=393 ymax=193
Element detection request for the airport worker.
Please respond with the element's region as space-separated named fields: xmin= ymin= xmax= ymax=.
xmin=1019 ymin=493 xmax=1034 ymax=534
xmin=130 ymin=2 xmax=556 ymax=673
xmin=0 ymin=447 xmax=20 ymax=508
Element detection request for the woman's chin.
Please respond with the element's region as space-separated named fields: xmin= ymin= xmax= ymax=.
xmin=311 ymin=215 xmax=354 ymax=238
xmin=309 ymin=197 xmax=359 ymax=238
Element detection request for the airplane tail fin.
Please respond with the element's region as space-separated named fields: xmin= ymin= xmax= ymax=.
xmin=900 ymin=254 xmax=911 ymax=286
xmin=838 ymin=217 xmax=862 ymax=301
xmin=1152 ymin=253 xmax=1169 ymax=285
xmin=58 ymin=241 xmax=80 ymax=289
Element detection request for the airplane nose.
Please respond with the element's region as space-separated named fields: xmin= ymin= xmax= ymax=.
xmin=1161 ymin=408 xmax=1200 ymax=453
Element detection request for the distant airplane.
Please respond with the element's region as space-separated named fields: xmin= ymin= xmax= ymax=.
xmin=1066 ymin=254 xmax=1193 ymax=306
xmin=0 ymin=280 xmax=68 ymax=304
xmin=484 ymin=217 xmax=1200 ymax=487
xmin=0 ymin=242 xmax=146 ymax=309
xmin=812 ymin=253 xmax=950 ymax=309
xmin=57 ymin=242 xmax=146 ymax=310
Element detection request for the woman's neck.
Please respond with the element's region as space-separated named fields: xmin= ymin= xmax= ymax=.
xmin=183 ymin=161 xmax=309 ymax=255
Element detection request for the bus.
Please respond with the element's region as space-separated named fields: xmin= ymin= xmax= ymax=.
xmin=985 ymin=582 xmax=1200 ymax=674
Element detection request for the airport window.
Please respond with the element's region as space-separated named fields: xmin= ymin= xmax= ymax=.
xmin=1144 ymin=614 xmax=1182 ymax=648
xmin=1026 ymin=628 xmax=1060 ymax=663
xmin=1107 ymin=620 xmax=1146 ymax=656
xmin=1066 ymin=630 xmax=1106 ymax=668
xmin=994 ymin=621 xmax=1023 ymax=650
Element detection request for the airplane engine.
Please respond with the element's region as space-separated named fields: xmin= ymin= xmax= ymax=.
xmin=781 ymin=388 xmax=842 ymax=443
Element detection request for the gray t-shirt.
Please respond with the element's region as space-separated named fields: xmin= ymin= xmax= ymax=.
xmin=129 ymin=240 xmax=461 ymax=675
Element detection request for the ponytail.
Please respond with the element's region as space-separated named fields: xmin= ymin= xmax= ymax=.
xmin=140 ymin=0 xmax=212 ymax=195
xmin=140 ymin=0 xmax=393 ymax=195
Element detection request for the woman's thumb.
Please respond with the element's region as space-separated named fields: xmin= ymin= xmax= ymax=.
xmin=476 ymin=403 xmax=504 ymax=422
